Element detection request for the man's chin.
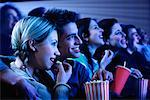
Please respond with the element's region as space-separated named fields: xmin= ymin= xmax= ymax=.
xmin=71 ymin=53 xmax=81 ymax=58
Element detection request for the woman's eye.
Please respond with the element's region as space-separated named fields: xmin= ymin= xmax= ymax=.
xmin=51 ymin=42 xmax=57 ymax=46
xmin=115 ymin=31 xmax=121 ymax=35
xmin=94 ymin=26 xmax=99 ymax=29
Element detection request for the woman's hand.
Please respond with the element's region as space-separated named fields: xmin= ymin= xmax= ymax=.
xmin=100 ymin=50 xmax=114 ymax=69
xmin=102 ymin=70 xmax=113 ymax=82
xmin=56 ymin=61 xmax=72 ymax=84
xmin=130 ymin=68 xmax=143 ymax=78
xmin=92 ymin=69 xmax=113 ymax=82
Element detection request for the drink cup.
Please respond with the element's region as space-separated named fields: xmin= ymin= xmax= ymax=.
xmin=111 ymin=65 xmax=131 ymax=95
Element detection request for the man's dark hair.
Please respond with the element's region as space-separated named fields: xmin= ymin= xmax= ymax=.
xmin=43 ymin=8 xmax=79 ymax=39
xmin=122 ymin=24 xmax=136 ymax=38
xmin=28 ymin=7 xmax=46 ymax=17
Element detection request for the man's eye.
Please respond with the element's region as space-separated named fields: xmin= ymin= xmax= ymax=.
xmin=67 ymin=35 xmax=74 ymax=40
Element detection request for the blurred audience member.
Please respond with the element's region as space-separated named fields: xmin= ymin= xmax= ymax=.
xmin=98 ymin=18 xmax=142 ymax=98
xmin=28 ymin=7 xmax=47 ymax=17
xmin=0 ymin=4 xmax=22 ymax=57
xmin=136 ymin=28 xmax=150 ymax=62
xmin=123 ymin=25 xmax=150 ymax=79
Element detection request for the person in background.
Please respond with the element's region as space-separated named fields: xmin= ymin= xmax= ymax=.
xmin=10 ymin=16 xmax=72 ymax=99
xmin=75 ymin=18 xmax=113 ymax=81
xmin=0 ymin=4 xmax=40 ymax=99
xmin=0 ymin=4 xmax=22 ymax=58
xmin=136 ymin=28 xmax=150 ymax=62
xmin=28 ymin=7 xmax=47 ymax=17
xmin=98 ymin=18 xmax=142 ymax=98
xmin=122 ymin=25 xmax=150 ymax=79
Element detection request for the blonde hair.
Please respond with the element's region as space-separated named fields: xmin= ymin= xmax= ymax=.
xmin=11 ymin=16 xmax=55 ymax=61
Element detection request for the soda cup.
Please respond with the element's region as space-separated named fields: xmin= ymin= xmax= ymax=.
xmin=111 ymin=65 xmax=131 ymax=95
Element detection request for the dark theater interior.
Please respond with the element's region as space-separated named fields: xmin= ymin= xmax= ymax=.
xmin=0 ymin=0 xmax=150 ymax=99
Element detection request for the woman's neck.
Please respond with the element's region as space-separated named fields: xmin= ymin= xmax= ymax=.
xmin=88 ymin=44 xmax=99 ymax=57
xmin=27 ymin=57 xmax=38 ymax=76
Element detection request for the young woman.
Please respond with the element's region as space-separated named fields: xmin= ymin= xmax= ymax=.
xmin=98 ymin=18 xmax=142 ymax=98
xmin=75 ymin=18 xmax=114 ymax=81
xmin=10 ymin=16 xmax=72 ymax=99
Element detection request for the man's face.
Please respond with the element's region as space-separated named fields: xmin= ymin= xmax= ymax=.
xmin=59 ymin=22 xmax=82 ymax=59
xmin=128 ymin=28 xmax=141 ymax=44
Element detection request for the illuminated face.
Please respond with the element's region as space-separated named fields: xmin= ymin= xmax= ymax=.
xmin=59 ymin=22 xmax=82 ymax=59
xmin=34 ymin=30 xmax=60 ymax=70
xmin=128 ymin=28 xmax=141 ymax=44
xmin=108 ymin=23 xmax=127 ymax=48
xmin=88 ymin=20 xmax=104 ymax=46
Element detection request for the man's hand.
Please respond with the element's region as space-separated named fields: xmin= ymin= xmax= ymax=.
xmin=130 ymin=68 xmax=143 ymax=78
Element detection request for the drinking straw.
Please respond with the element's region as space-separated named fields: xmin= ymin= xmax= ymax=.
xmin=123 ymin=61 xmax=126 ymax=68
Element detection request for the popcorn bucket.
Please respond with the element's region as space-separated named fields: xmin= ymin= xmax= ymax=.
xmin=85 ymin=80 xmax=109 ymax=100
xmin=138 ymin=78 xmax=148 ymax=100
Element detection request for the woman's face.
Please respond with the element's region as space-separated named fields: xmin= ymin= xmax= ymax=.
xmin=108 ymin=23 xmax=127 ymax=48
xmin=88 ymin=20 xmax=104 ymax=46
xmin=34 ymin=30 xmax=60 ymax=70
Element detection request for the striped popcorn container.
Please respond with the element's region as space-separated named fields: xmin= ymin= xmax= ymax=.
xmin=138 ymin=78 xmax=148 ymax=100
xmin=84 ymin=80 xmax=109 ymax=100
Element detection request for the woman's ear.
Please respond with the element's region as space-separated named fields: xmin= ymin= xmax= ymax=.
xmin=28 ymin=40 xmax=37 ymax=52
xmin=82 ymin=33 xmax=88 ymax=41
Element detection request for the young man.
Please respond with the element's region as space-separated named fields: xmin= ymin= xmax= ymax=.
xmin=44 ymin=9 xmax=90 ymax=99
